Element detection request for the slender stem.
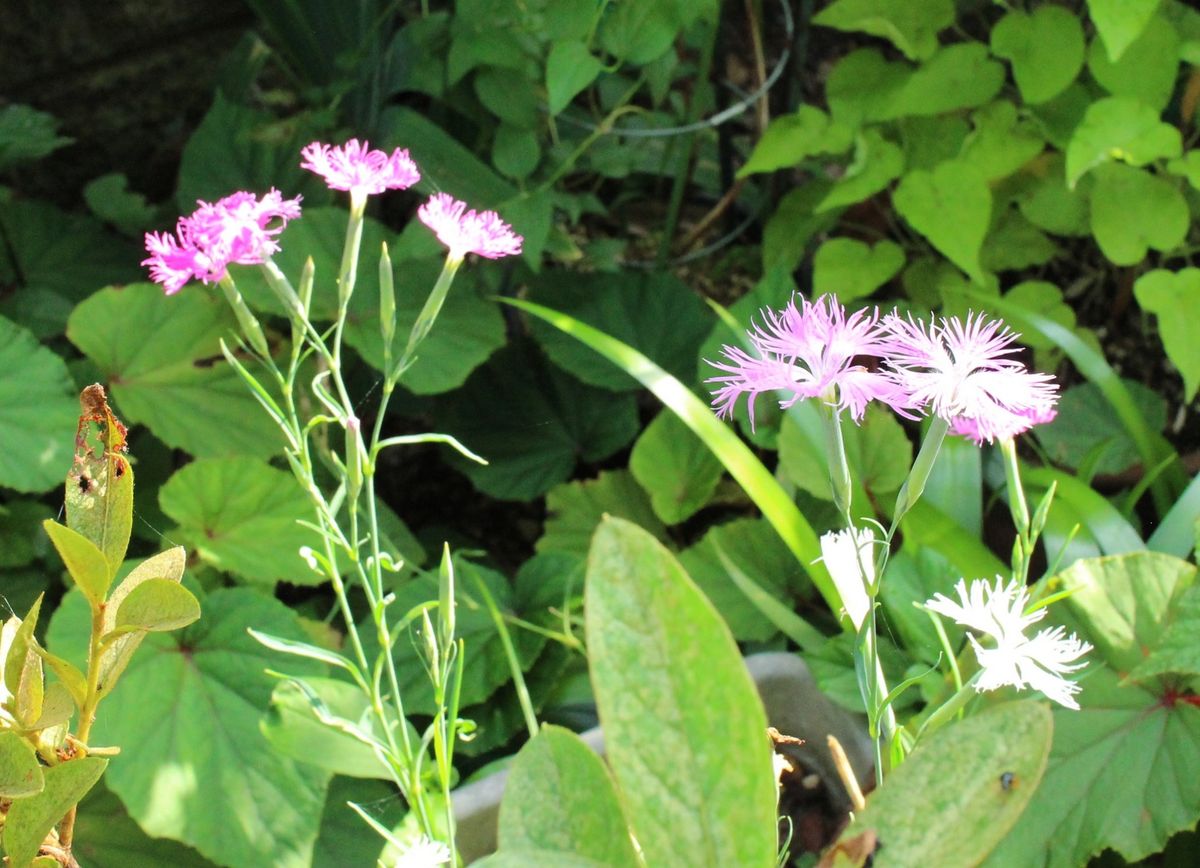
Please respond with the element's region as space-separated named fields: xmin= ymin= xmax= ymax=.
xmin=58 ymin=602 xmax=108 ymax=850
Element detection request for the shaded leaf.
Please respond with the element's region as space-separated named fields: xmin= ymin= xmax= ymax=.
xmin=1133 ymin=268 xmax=1200 ymax=400
xmin=629 ymin=410 xmax=723 ymax=525
xmin=4 ymin=757 xmax=106 ymax=868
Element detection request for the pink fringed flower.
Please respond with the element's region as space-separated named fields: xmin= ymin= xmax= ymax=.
xmin=142 ymin=189 xmax=302 ymax=294
xmin=706 ymin=295 xmax=908 ymax=428
xmin=884 ymin=312 xmax=1058 ymax=443
xmin=300 ymin=139 xmax=420 ymax=198
xmin=417 ymin=192 xmax=523 ymax=261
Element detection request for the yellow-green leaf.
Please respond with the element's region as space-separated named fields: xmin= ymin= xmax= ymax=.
xmin=42 ymin=519 xmax=111 ymax=606
xmin=114 ymin=578 xmax=201 ymax=634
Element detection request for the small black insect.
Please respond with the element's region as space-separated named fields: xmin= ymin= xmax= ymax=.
xmin=1000 ymin=771 xmax=1018 ymax=791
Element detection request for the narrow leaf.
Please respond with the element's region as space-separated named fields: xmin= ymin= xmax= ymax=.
xmin=42 ymin=519 xmax=112 ymax=606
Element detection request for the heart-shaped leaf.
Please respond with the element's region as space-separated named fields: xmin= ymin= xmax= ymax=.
xmin=813 ymin=237 xmax=905 ymax=301
xmin=1089 ymin=163 xmax=1188 ymax=265
xmin=813 ymin=0 xmax=954 ymax=61
xmin=1087 ymin=0 xmax=1162 ymax=61
xmin=990 ymin=6 xmax=1086 ymax=104
xmin=546 ymin=41 xmax=603 ymax=115
xmin=629 ymin=410 xmax=723 ymax=525
xmin=1087 ymin=15 xmax=1180 ymax=111
xmin=1133 ymin=268 xmax=1200 ymax=400
xmin=1065 ymin=96 xmax=1181 ymax=186
xmin=893 ymin=160 xmax=991 ymax=283
xmin=738 ymin=106 xmax=854 ymax=177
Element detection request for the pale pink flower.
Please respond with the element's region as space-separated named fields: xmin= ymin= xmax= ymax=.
xmin=417 ymin=192 xmax=523 ymax=260
xmin=926 ymin=577 xmax=1092 ymax=709
xmin=300 ymin=139 xmax=420 ymax=197
xmin=142 ymin=189 xmax=302 ymax=294
xmin=707 ymin=295 xmax=908 ymax=428
xmin=884 ymin=312 xmax=1058 ymax=443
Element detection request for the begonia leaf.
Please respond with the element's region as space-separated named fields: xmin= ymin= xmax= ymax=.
xmin=0 ymin=316 xmax=77 ymax=493
xmin=839 ymin=702 xmax=1051 ymax=866
xmin=0 ymin=501 xmax=52 ymax=569
xmin=629 ymin=410 xmax=723 ymax=525
xmin=0 ymin=194 xmax=140 ymax=339
xmin=893 ymin=160 xmax=991 ymax=284
xmin=1089 ymin=163 xmax=1188 ymax=265
xmin=1126 ymin=583 xmax=1200 ymax=681
xmin=988 ymin=552 xmax=1200 ymax=864
xmin=71 ymin=782 xmax=214 ymax=868
xmin=48 ymin=586 xmax=330 ymax=868
xmin=812 ymin=0 xmax=953 ymax=61
xmin=537 ymin=470 xmax=668 ymax=557
xmin=433 ymin=342 xmax=639 ymax=500
xmin=158 ymin=457 xmax=314 ymax=588
xmin=0 ymin=104 xmax=72 ymax=170
xmin=1087 ymin=15 xmax=1180 ymax=111
xmin=1065 ymin=97 xmax=1181 ymax=187
xmin=1087 ymin=0 xmax=1163 ymax=62
xmin=586 ymin=518 xmax=777 ymax=867
xmin=1133 ymin=268 xmax=1200 ymax=401
xmin=67 ymin=283 xmax=284 ymax=459
xmin=990 ymin=6 xmax=1086 ymax=104
xmin=526 ymin=271 xmax=713 ymax=392
xmin=496 ymin=725 xmax=639 ymax=866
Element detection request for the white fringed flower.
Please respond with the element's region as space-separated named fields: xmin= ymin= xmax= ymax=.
xmin=819 ymin=527 xmax=876 ymax=631
xmin=392 ymin=836 xmax=451 ymax=868
xmin=926 ymin=577 xmax=1092 ymax=709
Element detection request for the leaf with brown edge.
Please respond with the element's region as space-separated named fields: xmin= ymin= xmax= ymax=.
xmin=65 ymin=384 xmax=133 ymax=579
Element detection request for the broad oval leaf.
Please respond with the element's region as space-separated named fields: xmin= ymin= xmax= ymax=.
xmin=42 ymin=519 xmax=112 ymax=606
xmin=114 ymin=578 xmax=201 ymax=633
xmin=496 ymin=725 xmax=639 ymax=866
xmin=0 ymin=731 xmax=43 ymax=799
xmin=3 ymin=756 xmax=106 ymax=868
xmin=839 ymin=701 xmax=1052 ymax=866
xmin=1089 ymin=163 xmax=1188 ymax=266
xmin=586 ymin=518 xmax=777 ymax=867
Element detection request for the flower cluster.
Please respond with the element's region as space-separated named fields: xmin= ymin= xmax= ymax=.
xmin=708 ymin=294 xmax=1058 ymax=444
xmin=144 ymin=140 xmax=522 ymax=294
xmin=926 ymin=577 xmax=1092 ymax=709
xmin=142 ymin=189 xmax=302 ymax=294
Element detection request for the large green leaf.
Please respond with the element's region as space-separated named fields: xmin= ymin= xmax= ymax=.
xmin=1065 ymin=97 xmax=1181 ymax=186
xmin=812 ymin=237 xmax=905 ymax=302
xmin=629 ymin=410 xmax=722 ymax=525
xmin=0 ymin=194 xmax=141 ymax=338
xmin=1036 ymin=380 xmax=1166 ymax=475
xmin=893 ymin=160 xmax=991 ymax=284
xmin=537 ymin=470 xmax=668 ymax=557
xmin=1133 ymin=268 xmax=1200 ymax=400
xmin=586 ymin=518 xmax=777 ymax=867
xmin=261 ymin=677 xmax=386 ymax=779
xmin=71 ymin=782 xmax=215 ymax=868
xmin=1087 ymin=15 xmax=1180 ymax=111
xmin=1088 ymin=163 xmax=1188 ymax=265
xmin=737 ymin=106 xmax=853 ymax=177
xmin=159 ymin=457 xmax=313 ymax=588
xmin=840 ymin=702 xmax=1051 ymax=865
xmin=0 ymin=316 xmax=77 ymax=493
xmin=496 ymin=725 xmax=639 ymax=865
xmin=66 ymin=284 xmax=284 ymax=458
xmin=990 ymin=6 xmax=1086 ymax=104
xmin=4 ymin=757 xmax=107 ymax=868
xmin=1087 ymin=0 xmax=1163 ymax=61
xmin=812 ymin=0 xmax=953 ymax=61
xmin=432 ymin=342 xmax=639 ymax=500
xmin=47 ymin=587 xmax=329 ymax=868
xmin=1126 ymin=583 xmax=1200 ymax=681
xmin=678 ymin=518 xmax=808 ymax=642
xmin=526 ymin=271 xmax=713 ymax=392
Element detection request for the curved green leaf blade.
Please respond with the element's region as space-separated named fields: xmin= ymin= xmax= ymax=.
xmin=0 ymin=317 xmax=77 ymax=493
xmin=586 ymin=518 xmax=777 ymax=868
xmin=502 ymin=296 xmax=838 ymax=612
xmin=840 ymin=701 xmax=1051 ymax=866
xmin=262 ymin=677 xmax=386 ymax=779
xmin=497 ymin=725 xmax=639 ymax=866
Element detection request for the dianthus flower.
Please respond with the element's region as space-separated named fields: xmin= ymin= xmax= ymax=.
xmin=818 ymin=527 xmax=876 ymax=630
xmin=142 ymin=189 xmax=302 ymax=294
xmin=417 ymin=192 xmax=523 ymax=261
xmin=300 ymin=139 xmax=420 ymax=199
xmin=883 ymin=312 xmax=1058 ymax=443
xmin=926 ymin=577 xmax=1092 ymax=709
xmin=707 ymin=295 xmax=908 ymax=428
